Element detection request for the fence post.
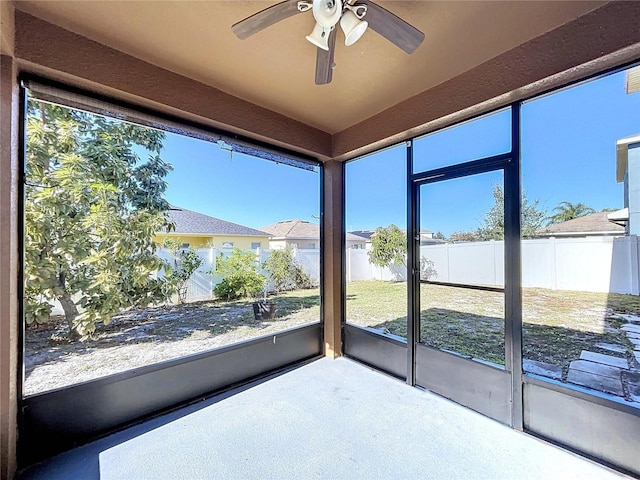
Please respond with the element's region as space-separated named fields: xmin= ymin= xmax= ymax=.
xmin=550 ymin=237 xmax=558 ymax=290
xmin=491 ymin=240 xmax=498 ymax=285
xmin=631 ymin=235 xmax=640 ymax=295
xmin=446 ymin=242 xmax=451 ymax=284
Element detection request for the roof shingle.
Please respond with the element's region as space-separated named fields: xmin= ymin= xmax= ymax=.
xmin=164 ymin=206 xmax=268 ymax=237
xmin=261 ymin=220 xmax=363 ymax=241
xmin=537 ymin=212 xmax=625 ymax=236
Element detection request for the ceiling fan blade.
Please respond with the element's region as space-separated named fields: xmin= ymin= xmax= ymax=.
xmin=362 ymin=1 xmax=425 ymax=54
xmin=232 ymin=0 xmax=305 ymax=40
xmin=315 ymin=28 xmax=337 ymax=85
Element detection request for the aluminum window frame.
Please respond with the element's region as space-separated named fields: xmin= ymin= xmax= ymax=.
xmin=18 ymin=75 xmax=324 ymax=466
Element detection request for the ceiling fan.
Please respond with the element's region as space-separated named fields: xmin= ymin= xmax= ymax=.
xmin=232 ymin=0 xmax=425 ymax=85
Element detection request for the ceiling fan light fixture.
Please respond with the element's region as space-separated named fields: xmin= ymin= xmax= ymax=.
xmin=306 ymin=22 xmax=332 ymax=51
xmin=340 ymin=10 xmax=368 ymax=47
xmin=232 ymin=0 xmax=424 ymax=85
xmin=312 ymin=0 xmax=343 ymax=27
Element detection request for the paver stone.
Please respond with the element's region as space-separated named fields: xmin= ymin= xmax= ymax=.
xmin=622 ymin=324 xmax=640 ymax=334
xmin=566 ymin=369 xmax=624 ymax=396
xmin=622 ymin=371 xmax=640 ymax=403
xmin=595 ymin=343 xmax=627 ymax=354
xmin=616 ymin=314 xmax=640 ymax=323
xmin=579 ymin=351 xmax=628 ymax=369
xmin=568 ymin=360 xmax=622 ymax=380
xmin=523 ymin=359 xmax=562 ymax=380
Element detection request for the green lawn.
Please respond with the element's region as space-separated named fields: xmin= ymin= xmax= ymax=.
xmin=345 ymin=280 xmax=636 ymax=369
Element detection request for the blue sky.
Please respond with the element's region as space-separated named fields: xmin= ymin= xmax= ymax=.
xmin=156 ymin=69 xmax=638 ymax=236
xmin=345 ymin=69 xmax=639 ymax=236
xmin=159 ymin=135 xmax=320 ymax=230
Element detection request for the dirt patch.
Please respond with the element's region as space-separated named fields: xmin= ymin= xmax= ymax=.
xmin=24 ymin=283 xmax=639 ymax=397
xmin=24 ymin=290 xmax=320 ymax=396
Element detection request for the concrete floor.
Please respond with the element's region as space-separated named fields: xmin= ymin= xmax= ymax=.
xmin=19 ymin=357 xmax=629 ymax=480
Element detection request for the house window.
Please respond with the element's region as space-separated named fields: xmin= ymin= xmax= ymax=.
xmin=222 ymin=242 xmax=234 ymax=249
xmin=181 ymin=243 xmax=190 ymax=249
xmin=290 ymin=242 xmax=299 ymax=248
xmin=308 ymin=243 xmax=316 ymax=249
xmin=251 ymin=242 xmax=261 ymax=249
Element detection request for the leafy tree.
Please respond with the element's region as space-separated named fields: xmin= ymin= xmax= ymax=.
xmin=433 ymin=231 xmax=447 ymax=240
xmin=25 ymin=100 xmax=174 ymax=338
xmin=511 ymin=187 xmax=548 ymax=238
xmin=366 ymin=225 xmax=437 ymax=281
xmin=449 ymin=230 xmax=481 ymax=242
xmin=368 ymin=224 xmax=406 ymax=268
xmin=452 ymin=184 xmax=546 ymax=241
xmin=213 ymin=248 xmax=265 ymax=300
xmin=547 ymin=201 xmax=595 ymax=224
xmin=262 ymin=246 xmax=314 ymax=292
xmin=164 ymin=240 xmax=204 ymax=304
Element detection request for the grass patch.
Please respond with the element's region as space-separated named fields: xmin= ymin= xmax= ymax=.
xmin=346 ymin=281 xmax=636 ymax=369
xmin=25 ymin=282 xmax=638 ymax=395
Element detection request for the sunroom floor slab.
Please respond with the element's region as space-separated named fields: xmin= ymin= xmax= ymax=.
xmin=18 ymin=357 xmax=627 ymax=480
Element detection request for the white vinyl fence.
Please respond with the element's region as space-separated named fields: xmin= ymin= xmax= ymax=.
xmin=157 ymin=247 xmax=321 ymax=304
xmin=50 ymin=236 xmax=638 ymax=312
xmin=345 ymin=235 xmax=640 ymax=295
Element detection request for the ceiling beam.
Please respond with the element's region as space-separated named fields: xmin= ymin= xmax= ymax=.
xmin=333 ymin=1 xmax=640 ymax=161
xmin=14 ymin=11 xmax=333 ymax=161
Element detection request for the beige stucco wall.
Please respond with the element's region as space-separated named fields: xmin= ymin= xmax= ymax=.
xmin=1 ymin=2 xmax=14 ymax=57
xmin=323 ymin=161 xmax=343 ymax=358
xmin=0 ymin=47 xmax=19 ymax=480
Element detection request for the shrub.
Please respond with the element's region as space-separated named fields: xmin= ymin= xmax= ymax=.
xmin=293 ymin=264 xmax=314 ymax=289
xmin=214 ymin=274 xmax=265 ymax=301
xmin=212 ymin=248 xmax=265 ymax=301
xmin=263 ymin=246 xmax=314 ymax=292
xmin=164 ymin=240 xmax=204 ymax=303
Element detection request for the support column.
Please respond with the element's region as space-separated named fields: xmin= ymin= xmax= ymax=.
xmin=322 ymin=160 xmax=343 ymax=358
xmin=0 ymin=3 xmax=19 ymax=476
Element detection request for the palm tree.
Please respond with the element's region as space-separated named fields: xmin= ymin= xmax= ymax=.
xmin=547 ymin=201 xmax=595 ymax=224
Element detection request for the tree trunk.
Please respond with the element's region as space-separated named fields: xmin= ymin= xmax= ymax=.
xmin=58 ymin=292 xmax=79 ymax=340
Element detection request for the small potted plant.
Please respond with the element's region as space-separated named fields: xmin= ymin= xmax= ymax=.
xmin=252 ymin=289 xmax=276 ymax=320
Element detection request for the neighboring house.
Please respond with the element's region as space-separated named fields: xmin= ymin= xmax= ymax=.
xmin=615 ymin=133 xmax=640 ymax=235
xmin=261 ymin=219 xmax=365 ymax=249
xmin=349 ymin=230 xmax=373 ymax=249
xmin=536 ymin=212 xmax=625 ymax=238
xmin=154 ymin=205 xmax=270 ymax=250
xmin=415 ymin=229 xmax=447 ymax=246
